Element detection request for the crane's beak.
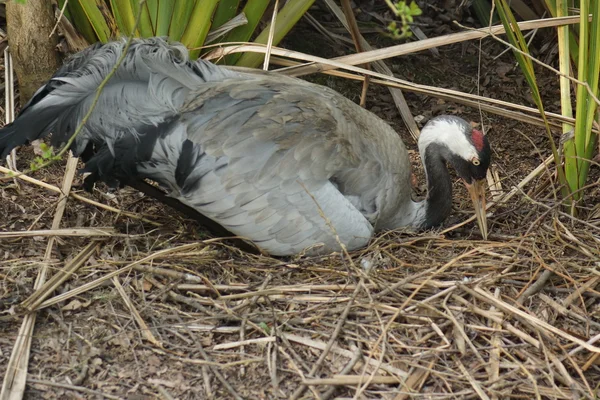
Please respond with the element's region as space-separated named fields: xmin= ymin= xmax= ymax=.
xmin=464 ymin=179 xmax=488 ymax=240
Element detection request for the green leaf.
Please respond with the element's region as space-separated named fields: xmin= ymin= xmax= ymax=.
xmin=146 ymin=0 xmax=159 ymax=30
xmin=179 ymin=0 xmax=220 ymax=59
xmin=212 ymin=0 xmax=241 ymax=29
xmin=543 ymin=0 xmax=579 ymax=64
xmin=110 ymin=0 xmax=137 ymax=36
xmin=75 ymin=0 xmax=113 ymax=42
xmin=138 ymin=1 xmax=156 ymax=37
xmin=471 ymin=0 xmax=497 ymax=26
xmin=410 ymin=2 xmax=421 ymax=14
xmin=168 ymin=0 xmax=197 ymax=41
xmin=566 ymin=0 xmax=600 ymax=195
xmin=42 ymin=146 xmax=54 ymax=159
xmin=556 ymin=0 xmax=573 ymax=147
xmin=221 ymin=0 xmax=270 ymax=65
xmin=67 ymin=0 xmax=101 ymax=43
xmin=235 ymin=0 xmax=316 ymax=68
xmin=155 ymin=0 xmax=175 ymax=37
xmin=258 ymin=322 xmax=270 ymax=333
xmin=57 ymin=0 xmax=74 ymax=20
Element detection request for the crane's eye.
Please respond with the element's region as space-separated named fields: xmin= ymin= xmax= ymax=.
xmin=471 ymin=158 xmax=480 ymax=166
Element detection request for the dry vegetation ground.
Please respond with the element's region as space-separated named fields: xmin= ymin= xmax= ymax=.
xmin=2 ymin=8 xmax=600 ymax=400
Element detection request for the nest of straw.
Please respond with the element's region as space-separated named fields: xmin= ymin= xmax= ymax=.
xmin=1 ymin=161 xmax=599 ymax=399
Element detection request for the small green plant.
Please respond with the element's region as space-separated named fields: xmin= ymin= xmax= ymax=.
xmin=384 ymin=0 xmax=422 ymax=39
xmin=29 ymin=143 xmax=58 ymax=171
xmin=258 ymin=322 xmax=270 ymax=334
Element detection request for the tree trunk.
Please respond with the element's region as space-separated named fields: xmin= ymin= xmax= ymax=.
xmin=6 ymin=0 xmax=61 ymax=106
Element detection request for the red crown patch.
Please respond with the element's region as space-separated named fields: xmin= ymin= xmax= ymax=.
xmin=471 ymin=129 xmax=485 ymax=152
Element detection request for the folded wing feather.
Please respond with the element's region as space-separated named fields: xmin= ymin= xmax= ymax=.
xmin=139 ymin=77 xmax=375 ymax=255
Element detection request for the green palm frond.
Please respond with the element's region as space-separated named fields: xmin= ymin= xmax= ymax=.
xmin=62 ymin=0 xmax=313 ymax=65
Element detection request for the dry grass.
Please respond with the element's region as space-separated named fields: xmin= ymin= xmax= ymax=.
xmin=1 ymin=171 xmax=599 ymax=399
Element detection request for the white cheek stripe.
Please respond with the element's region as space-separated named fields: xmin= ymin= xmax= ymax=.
xmin=418 ymin=118 xmax=478 ymax=163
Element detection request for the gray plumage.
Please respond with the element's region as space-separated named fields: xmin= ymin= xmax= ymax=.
xmin=0 ymin=38 xmax=491 ymax=256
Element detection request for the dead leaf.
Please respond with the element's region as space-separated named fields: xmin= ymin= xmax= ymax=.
xmin=142 ymin=278 xmax=153 ymax=291
xmin=62 ymin=298 xmax=91 ymax=311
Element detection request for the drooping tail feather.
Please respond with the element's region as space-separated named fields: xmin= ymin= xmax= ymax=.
xmin=0 ymin=37 xmax=235 ymax=186
xmin=0 ymin=42 xmax=105 ymax=159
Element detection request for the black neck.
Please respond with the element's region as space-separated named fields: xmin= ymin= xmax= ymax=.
xmin=422 ymin=144 xmax=454 ymax=228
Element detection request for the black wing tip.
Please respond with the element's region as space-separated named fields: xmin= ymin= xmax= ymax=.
xmin=0 ymin=123 xmax=27 ymax=159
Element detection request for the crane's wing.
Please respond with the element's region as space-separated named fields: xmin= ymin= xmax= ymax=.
xmin=0 ymin=37 xmax=379 ymax=255
xmin=138 ymin=76 xmax=376 ymax=255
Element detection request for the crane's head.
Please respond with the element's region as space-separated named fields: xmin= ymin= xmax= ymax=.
xmin=418 ymin=115 xmax=491 ymax=239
